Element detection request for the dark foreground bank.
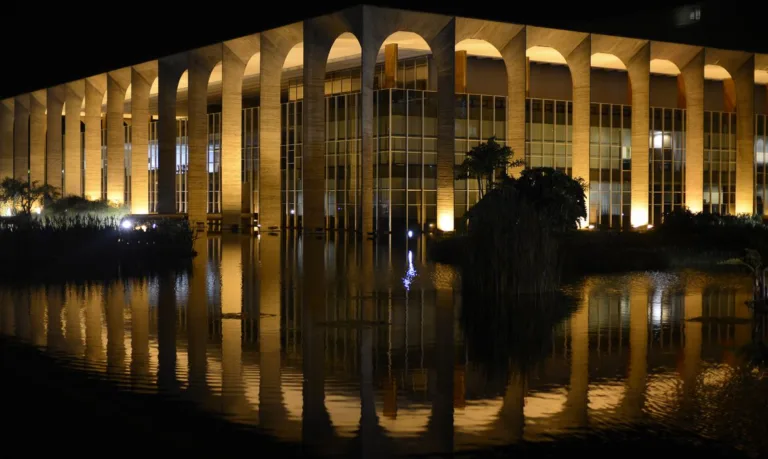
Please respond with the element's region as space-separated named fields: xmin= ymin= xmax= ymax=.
xmin=0 ymin=336 xmax=754 ymax=458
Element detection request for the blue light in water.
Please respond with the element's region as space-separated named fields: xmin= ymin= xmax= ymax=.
xmin=402 ymin=250 xmax=417 ymax=290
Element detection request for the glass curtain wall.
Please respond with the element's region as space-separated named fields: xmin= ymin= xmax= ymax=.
xmin=589 ymin=102 xmax=632 ymax=229
xmin=326 ymin=93 xmax=361 ymax=230
xmin=455 ymin=94 xmax=508 ymax=221
xmin=176 ymin=119 xmax=189 ymax=213
xmin=374 ymin=88 xmax=438 ymax=233
xmin=125 ymin=125 xmax=132 ymax=206
xmin=242 ymin=107 xmax=259 ymax=216
xmin=648 ymin=107 xmax=685 ymax=225
xmin=703 ymin=111 xmax=736 ymax=214
xmin=525 ymin=98 xmax=573 ymax=174
xmin=100 ymin=126 xmax=107 ymax=201
xmin=281 ymin=100 xmax=303 ymax=228
xmin=207 ymin=112 xmax=222 ymax=214
xmin=755 ymin=114 xmax=767 ymax=215
xmin=149 ymin=120 xmax=159 ymax=213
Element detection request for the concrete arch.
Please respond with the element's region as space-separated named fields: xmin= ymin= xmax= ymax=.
xmin=592 ymin=34 xmax=651 ymax=227
xmin=651 ymin=42 xmax=705 ymax=212
xmin=221 ymin=34 xmax=260 ymax=225
xmin=130 ymin=61 xmax=158 ymax=215
xmin=527 ymin=26 xmax=591 ymax=225
xmin=84 ymin=74 xmax=106 ymax=200
xmin=187 ymin=44 xmax=222 ymax=228
xmin=157 ymin=53 xmax=188 ymax=215
xmin=363 ymin=6 xmax=456 ymax=233
xmin=706 ymin=48 xmax=755 ymax=214
xmin=260 ymin=22 xmax=302 ymax=232
xmin=106 ymin=69 xmax=131 ymax=204
xmin=455 ymin=18 xmax=526 ymax=181
xmin=0 ymin=99 xmax=13 ymax=180
xmin=63 ymin=80 xmax=85 ymax=197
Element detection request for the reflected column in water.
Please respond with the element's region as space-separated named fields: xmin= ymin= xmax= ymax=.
xmin=221 ymin=235 xmax=245 ymax=409
xmin=187 ymin=237 xmax=209 ymax=395
xmin=623 ymin=279 xmax=649 ymax=418
xmin=105 ymin=282 xmax=126 ymax=376
xmin=1 ymin=289 xmax=15 ymax=337
xmin=29 ymin=287 xmax=46 ymax=347
xmin=85 ymin=283 xmax=105 ymax=365
xmin=157 ymin=270 xmax=179 ymax=393
xmin=46 ymin=285 xmax=65 ymax=352
xmin=64 ymin=285 xmax=84 ymax=357
xmin=13 ymin=289 xmax=31 ymax=341
xmin=683 ymin=284 xmax=702 ymax=399
xmin=259 ymin=233 xmax=286 ymax=430
xmin=131 ymin=279 xmax=151 ymax=389
xmin=565 ymin=290 xmax=589 ymax=428
xmin=427 ymin=263 xmax=454 ymax=454
xmin=302 ymin=236 xmax=333 ymax=447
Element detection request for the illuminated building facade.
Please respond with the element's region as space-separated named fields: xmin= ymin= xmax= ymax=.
xmin=1 ymin=5 xmax=767 ymax=231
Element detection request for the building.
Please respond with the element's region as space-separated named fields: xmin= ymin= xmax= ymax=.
xmin=1 ymin=4 xmax=767 ymax=232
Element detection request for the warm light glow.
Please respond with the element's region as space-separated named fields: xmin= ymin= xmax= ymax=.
xmin=647 ymin=224 xmax=653 ymax=229
xmin=526 ymin=46 xmax=566 ymax=65
xmin=756 ymin=70 xmax=768 ymax=85
xmin=650 ymin=59 xmax=681 ymax=76
xmin=631 ymin=208 xmax=649 ymax=229
xmin=704 ymin=64 xmax=731 ymax=81
xmin=455 ymin=39 xmax=502 ymax=59
xmin=591 ymin=53 xmax=626 ymax=70
xmin=437 ymin=212 xmax=454 ymax=232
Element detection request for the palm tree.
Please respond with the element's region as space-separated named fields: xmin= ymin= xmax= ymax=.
xmin=456 ymin=137 xmax=524 ymax=199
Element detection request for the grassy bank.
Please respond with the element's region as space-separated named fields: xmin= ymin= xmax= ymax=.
xmin=0 ymin=215 xmax=196 ymax=277
xmin=430 ymin=228 xmax=752 ymax=276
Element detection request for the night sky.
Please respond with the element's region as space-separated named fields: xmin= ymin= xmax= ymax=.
xmin=1 ymin=1 xmax=765 ymax=100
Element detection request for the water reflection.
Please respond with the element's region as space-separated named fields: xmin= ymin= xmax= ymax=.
xmin=0 ymin=236 xmax=766 ymax=456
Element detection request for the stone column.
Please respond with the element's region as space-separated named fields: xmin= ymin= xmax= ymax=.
xmin=13 ymin=95 xmax=29 ymax=182
xmin=360 ymin=23 xmax=377 ymax=235
xmin=0 ymin=99 xmax=13 ymax=180
xmin=434 ymin=19 xmax=456 ymax=232
xmin=131 ymin=64 xmax=157 ymax=215
xmin=107 ymin=70 xmax=130 ymax=204
xmin=566 ymin=37 xmax=591 ymax=224
xmin=29 ymin=91 xmax=46 ymax=186
xmin=64 ymin=81 xmax=84 ymax=197
xmin=682 ymin=51 xmax=705 ymax=213
xmin=84 ymin=77 xmax=106 ymax=200
xmin=222 ymin=37 xmax=259 ymax=228
xmin=157 ymin=55 xmax=187 ymax=215
xmin=187 ymin=47 xmax=220 ymax=229
xmin=734 ymin=56 xmax=755 ymax=215
xmin=628 ymin=44 xmax=651 ymax=227
xmin=260 ymin=25 xmax=302 ymax=230
xmin=501 ymin=29 xmax=526 ymax=178
xmin=303 ymin=24 xmax=330 ymax=233
xmin=47 ymin=87 xmax=65 ymax=189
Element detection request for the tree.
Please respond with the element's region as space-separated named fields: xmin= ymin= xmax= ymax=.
xmin=511 ymin=168 xmax=587 ymax=231
xmin=456 ymin=137 xmax=524 ymax=199
xmin=0 ymin=177 xmax=59 ymax=216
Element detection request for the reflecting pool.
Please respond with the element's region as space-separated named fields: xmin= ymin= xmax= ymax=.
xmin=0 ymin=234 xmax=766 ymax=457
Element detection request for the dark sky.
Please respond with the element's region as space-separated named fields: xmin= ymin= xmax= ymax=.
xmin=1 ymin=1 xmax=765 ymax=100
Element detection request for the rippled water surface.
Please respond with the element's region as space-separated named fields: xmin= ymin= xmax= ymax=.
xmin=1 ymin=234 xmax=767 ymax=456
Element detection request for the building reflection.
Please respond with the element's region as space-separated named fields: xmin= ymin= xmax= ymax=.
xmin=0 ymin=238 xmax=761 ymax=454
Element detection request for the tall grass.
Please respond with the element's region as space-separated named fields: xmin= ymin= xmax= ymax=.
xmin=0 ymin=214 xmax=194 ymax=273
